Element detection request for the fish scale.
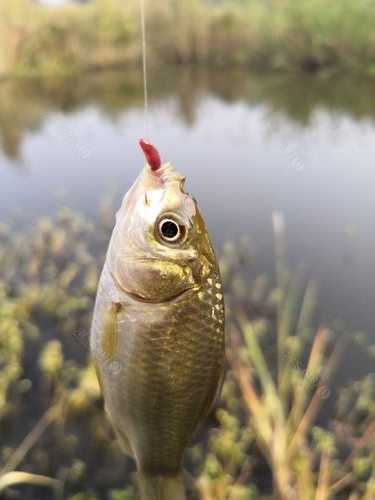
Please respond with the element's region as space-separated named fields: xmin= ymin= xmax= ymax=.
xmin=123 ymin=279 xmax=222 ymax=473
xmin=92 ymin=269 xmax=224 ymax=471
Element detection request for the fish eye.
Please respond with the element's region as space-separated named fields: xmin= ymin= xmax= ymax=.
xmin=158 ymin=217 xmax=186 ymax=244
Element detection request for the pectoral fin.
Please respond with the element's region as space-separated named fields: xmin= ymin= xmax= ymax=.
xmin=102 ymin=303 xmax=122 ymax=360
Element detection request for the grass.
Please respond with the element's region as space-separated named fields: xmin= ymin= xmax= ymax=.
xmin=1 ymin=0 xmax=375 ymax=78
xmin=196 ymin=216 xmax=375 ymax=499
xmin=0 ymin=207 xmax=373 ymax=499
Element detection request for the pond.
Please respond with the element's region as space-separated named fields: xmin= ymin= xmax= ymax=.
xmin=0 ymin=67 xmax=374 ymax=371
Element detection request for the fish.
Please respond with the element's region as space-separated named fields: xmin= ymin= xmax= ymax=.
xmin=90 ymin=140 xmax=226 ymax=500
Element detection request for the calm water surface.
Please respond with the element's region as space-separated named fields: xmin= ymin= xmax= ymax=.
xmin=0 ymin=68 xmax=374 ymax=359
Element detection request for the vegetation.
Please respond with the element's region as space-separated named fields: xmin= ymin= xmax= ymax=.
xmin=1 ymin=3 xmax=374 ymax=498
xmin=1 ymin=0 xmax=375 ymax=78
xmin=0 ymin=207 xmax=373 ymax=499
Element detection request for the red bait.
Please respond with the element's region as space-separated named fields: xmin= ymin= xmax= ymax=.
xmin=139 ymin=139 xmax=161 ymax=171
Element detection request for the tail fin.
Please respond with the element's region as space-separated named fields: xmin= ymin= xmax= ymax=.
xmin=137 ymin=471 xmax=186 ymax=500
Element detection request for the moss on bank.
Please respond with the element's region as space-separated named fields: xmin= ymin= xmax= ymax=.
xmin=1 ymin=0 xmax=375 ymax=78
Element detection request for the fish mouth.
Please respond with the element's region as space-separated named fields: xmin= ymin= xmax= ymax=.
xmin=110 ymin=271 xmax=197 ymax=305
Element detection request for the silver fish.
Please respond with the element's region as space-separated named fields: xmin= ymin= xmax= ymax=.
xmin=90 ymin=140 xmax=225 ymax=499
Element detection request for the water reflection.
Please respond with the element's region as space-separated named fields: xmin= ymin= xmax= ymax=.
xmin=0 ymin=67 xmax=374 ymax=360
xmin=1 ymin=68 xmax=375 ymax=161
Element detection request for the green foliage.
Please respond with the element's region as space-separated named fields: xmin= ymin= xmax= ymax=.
xmin=39 ymin=340 xmax=64 ymax=379
xmin=0 ymin=286 xmax=24 ymax=416
xmin=1 ymin=0 xmax=375 ymax=77
xmin=194 ymin=217 xmax=375 ymax=500
xmin=109 ymin=487 xmax=138 ymax=500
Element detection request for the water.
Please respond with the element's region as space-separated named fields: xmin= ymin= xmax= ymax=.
xmin=0 ymin=67 xmax=374 ymax=356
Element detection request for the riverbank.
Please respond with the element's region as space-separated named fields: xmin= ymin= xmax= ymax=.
xmin=1 ymin=0 xmax=375 ymax=79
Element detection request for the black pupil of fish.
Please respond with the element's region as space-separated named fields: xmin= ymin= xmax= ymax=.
xmin=161 ymin=220 xmax=179 ymax=240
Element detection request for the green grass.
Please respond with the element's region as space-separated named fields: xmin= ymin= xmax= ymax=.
xmin=1 ymin=0 xmax=375 ymax=77
xmin=0 ymin=208 xmax=373 ymax=499
xmin=196 ymin=217 xmax=375 ymax=499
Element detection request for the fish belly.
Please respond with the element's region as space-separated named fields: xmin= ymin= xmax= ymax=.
xmin=92 ymin=272 xmax=225 ymax=475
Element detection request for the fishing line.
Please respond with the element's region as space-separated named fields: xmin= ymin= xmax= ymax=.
xmin=139 ymin=0 xmax=149 ymax=138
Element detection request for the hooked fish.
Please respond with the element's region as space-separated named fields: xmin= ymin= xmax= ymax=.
xmin=90 ymin=140 xmax=226 ymax=499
